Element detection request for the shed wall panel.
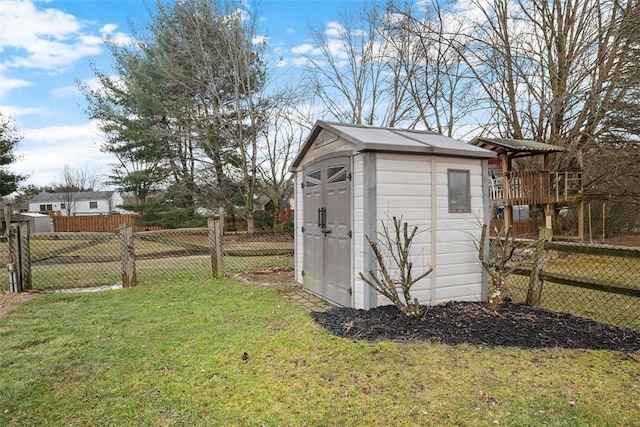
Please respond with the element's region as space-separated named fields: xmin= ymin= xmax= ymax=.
xmin=374 ymin=153 xmax=433 ymax=307
xmin=431 ymin=158 xmax=485 ymax=302
xmin=352 ymin=154 xmax=366 ymax=309
xmin=294 ymin=170 xmax=304 ymax=283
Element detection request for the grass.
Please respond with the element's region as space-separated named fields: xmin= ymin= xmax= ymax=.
xmin=1 ymin=279 xmax=640 ymax=426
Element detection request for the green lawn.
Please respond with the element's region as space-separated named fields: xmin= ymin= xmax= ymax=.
xmin=1 ymin=279 xmax=639 ymax=426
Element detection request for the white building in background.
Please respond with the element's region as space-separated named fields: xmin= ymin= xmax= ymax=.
xmin=28 ymin=191 xmax=125 ymax=216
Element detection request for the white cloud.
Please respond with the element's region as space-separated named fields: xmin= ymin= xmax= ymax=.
xmin=0 ymin=75 xmax=32 ymax=100
xmin=0 ymin=0 xmax=106 ymax=72
xmin=22 ymin=121 xmax=103 ymax=145
xmin=325 ymin=39 xmax=348 ymax=60
xmin=100 ymin=23 xmax=133 ymax=46
xmin=290 ymin=43 xmax=315 ymax=55
xmin=14 ymin=121 xmax=113 ymax=187
xmin=324 ymin=22 xmax=345 ymax=37
xmin=291 ymin=56 xmax=316 ymax=67
xmin=285 ymin=28 xmax=296 ymax=35
xmin=50 ymin=84 xmax=78 ymax=98
xmin=0 ymin=103 xmax=47 ymax=117
xmin=52 ymin=74 xmax=113 ymax=98
xmin=100 ymin=24 xmax=118 ymax=34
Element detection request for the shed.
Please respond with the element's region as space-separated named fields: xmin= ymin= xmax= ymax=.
xmin=18 ymin=213 xmax=54 ymax=233
xmin=290 ymin=121 xmax=496 ymax=309
xmin=0 ymin=208 xmax=53 ymax=236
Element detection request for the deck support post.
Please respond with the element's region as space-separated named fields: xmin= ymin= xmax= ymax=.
xmin=544 ymin=204 xmax=553 ymax=229
xmin=577 ymin=201 xmax=584 ymax=242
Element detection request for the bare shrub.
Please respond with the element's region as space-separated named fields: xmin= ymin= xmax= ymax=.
xmin=359 ymin=217 xmax=432 ymax=318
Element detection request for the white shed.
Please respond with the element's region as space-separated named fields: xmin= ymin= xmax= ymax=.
xmin=290 ymin=121 xmax=496 ymax=309
xmin=18 ymin=213 xmax=54 ymax=233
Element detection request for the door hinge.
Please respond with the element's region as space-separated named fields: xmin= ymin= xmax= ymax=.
xmin=301 ymin=182 xmax=305 ymax=189
xmin=301 ymin=270 xmax=305 ymax=277
xmin=348 ymin=230 xmax=352 ymax=238
xmin=348 ymin=172 xmax=352 ymax=181
xmin=301 ymin=226 xmax=305 ymax=233
xmin=348 ymin=287 xmax=352 ymax=296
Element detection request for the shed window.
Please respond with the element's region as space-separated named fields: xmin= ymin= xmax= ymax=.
xmin=60 ymin=203 xmax=66 ymax=209
xmin=448 ymin=169 xmax=471 ymax=213
xmin=305 ymin=170 xmax=321 ymax=187
xmin=39 ymin=204 xmax=46 ymax=211
xmin=327 ymin=165 xmax=347 ymax=183
xmin=89 ymin=201 xmax=98 ymax=209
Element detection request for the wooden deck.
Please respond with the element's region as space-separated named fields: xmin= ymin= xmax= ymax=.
xmin=489 ymin=171 xmax=583 ymax=205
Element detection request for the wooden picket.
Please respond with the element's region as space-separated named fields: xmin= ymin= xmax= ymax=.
xmin=51 ymin=214 xmax=164 ymax=233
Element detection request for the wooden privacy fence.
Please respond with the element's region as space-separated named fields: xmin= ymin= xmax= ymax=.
xmin=51 ymin=214 xmax=164 ymax=233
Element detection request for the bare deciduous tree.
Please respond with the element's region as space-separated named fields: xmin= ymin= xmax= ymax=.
xmin=380 ymin=0 xmax=480 ymax=136
xmin=258 ymin=94 xmax=311 ymax=229
xmin=55 ymin=165 xmax=104 ymax=231
xmin=304 ymin=5 xmax=416 ymax=126
xmin=458 ymin=0 xmax=640 ymax=178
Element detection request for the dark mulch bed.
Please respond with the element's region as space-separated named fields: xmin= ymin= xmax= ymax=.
xmin=311 ymin=301 xmax=640 ymax=352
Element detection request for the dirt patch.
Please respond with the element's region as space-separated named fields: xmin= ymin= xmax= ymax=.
xmin=312 ymin=301 xmax=640 ymax=352
xmin=0 ymin=292 xmax=36 ymax=318
xmin=236 ymin=266 xmax=297 ymax=287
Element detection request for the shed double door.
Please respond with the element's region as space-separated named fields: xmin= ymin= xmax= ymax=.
xmin=302 ymin=156 xmax=351 ymax=306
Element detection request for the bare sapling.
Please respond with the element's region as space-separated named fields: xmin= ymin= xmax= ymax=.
xmin=358 ymin=217 xmax=433 ymax=318
xmin=478 ymin=223 xmax=517 ymax=311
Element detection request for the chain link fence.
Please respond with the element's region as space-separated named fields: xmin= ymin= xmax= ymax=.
xmin=222 ymin=231 xmax=294 ymax=274
xmin=0 ymin=225 xmax=294 ymax=292
xmin=509 ymin=241 xmax=640 ymax=330
xmin=3 ymin=222 xmax=639 ymax=331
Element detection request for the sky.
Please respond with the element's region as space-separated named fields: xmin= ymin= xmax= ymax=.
xmin=0 ymin=0 xmax=370 ymax=190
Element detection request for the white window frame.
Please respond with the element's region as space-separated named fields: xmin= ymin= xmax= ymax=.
xmin=448 ymin=169 xmax=471 ymax=213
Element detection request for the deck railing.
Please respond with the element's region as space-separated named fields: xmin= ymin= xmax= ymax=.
xmin=490 ymin=171 xmax=583 ymax=205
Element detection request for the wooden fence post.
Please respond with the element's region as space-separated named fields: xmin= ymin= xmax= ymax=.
xmin=7 ymin=222 xmax=31 ymax=292
xmin=526 ymin=227 xmax=553 ymax=306
xmin=8 ymin=223 xmax=22 ymax=293
xmin=208 ymin=218 xmax=224 ymax=278
xmin=18 ymin=221 xmax=31 ymax=291
xmin=219 ymin=206 xmax=225 ymax=232
xmin=119 ymin=224 xmax=136 ymax=287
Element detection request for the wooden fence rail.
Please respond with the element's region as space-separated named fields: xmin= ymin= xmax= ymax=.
xmin=512 ymin=238 xmax=640 ymax=299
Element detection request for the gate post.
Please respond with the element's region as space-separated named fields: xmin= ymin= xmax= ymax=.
xmin=8 ymin=223 xmax=22 ymax=293
xmin=19 ymin=221 xmax=31 ymax=291
xmin=7 ymin=222 xmax=31 ymax=292
xmin=119 ymin=224 xmax=136 ymax=287
xmin=208 ymin=218 xmax=224 ymax=278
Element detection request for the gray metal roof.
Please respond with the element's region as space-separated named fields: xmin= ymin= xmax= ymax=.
xmin=29 ymin=191 xmax=116 ymax=203
xmin=292 ymin=121 xmax=496 ymax=168
xmin=468 ymin=136 xmax=565 ymax=155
